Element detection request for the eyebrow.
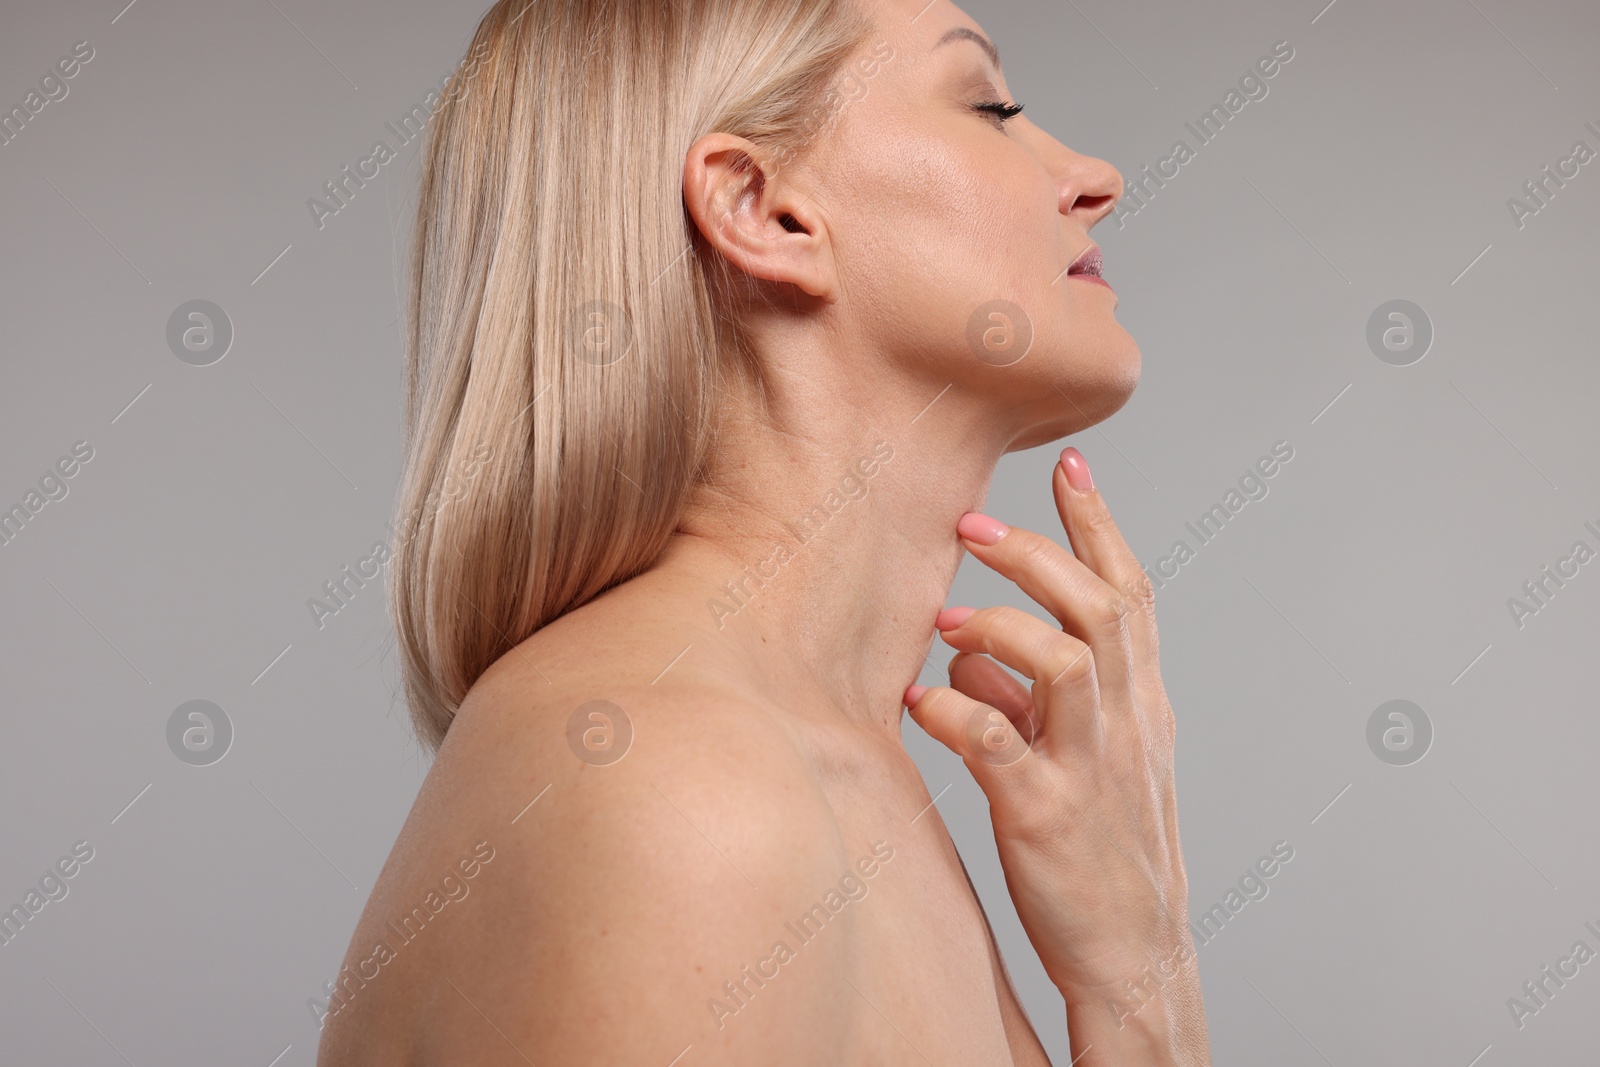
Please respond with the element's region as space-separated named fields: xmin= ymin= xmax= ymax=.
xmin=935 ymin=27 xmax=1002 ymax=71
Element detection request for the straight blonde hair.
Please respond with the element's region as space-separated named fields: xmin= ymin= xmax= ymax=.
xmin=391 ymin=0 xmax=875 ymax=751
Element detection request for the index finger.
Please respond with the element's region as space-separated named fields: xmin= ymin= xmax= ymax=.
xmin=1054 ymin=447 xmax=1160 ymax=667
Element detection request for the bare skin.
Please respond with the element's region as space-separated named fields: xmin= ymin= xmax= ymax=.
xmin=318 ymin=0 xmax=1210 ymax=1063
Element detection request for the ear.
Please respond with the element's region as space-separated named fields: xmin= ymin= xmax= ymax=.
xmin=683 ymin=133 xmax=834 ymax=300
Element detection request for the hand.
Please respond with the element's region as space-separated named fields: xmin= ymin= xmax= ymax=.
xmin=905 ymin=447 xmax=1208 ymax=1062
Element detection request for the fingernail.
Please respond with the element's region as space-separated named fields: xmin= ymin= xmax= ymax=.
xmin=903 ymin=684 xmax=928 ymax=707
xmin=1059 ymin=447 xmax=1094 ymax=492
xmin=957 ymin=512 xmax=1009 ymax=546
xmin=935 ymin=606 xmax=977 ymax=630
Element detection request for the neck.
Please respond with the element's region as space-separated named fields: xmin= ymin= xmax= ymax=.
xmin=658 ymin=365 xmax=1015 ymax=736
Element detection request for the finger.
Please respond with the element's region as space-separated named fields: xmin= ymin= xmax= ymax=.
xmin=903 ymin=683 xmax=1046 ymax=791
xmin=935 ymin=605 xmax=1103 ymax=747
xmin=949 ymin=519 xmax=1136 ymax=711
xmin=905 ymin=684 xmax=1118 ymax=848
xmin=1054 ymin=447 xmax=1160 ymax=670
xmin=948 ymin=652 xmax=1039 ymax=743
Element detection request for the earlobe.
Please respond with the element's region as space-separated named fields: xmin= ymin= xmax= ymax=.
xmin=683 ymin=132 xmax=831 ymax=299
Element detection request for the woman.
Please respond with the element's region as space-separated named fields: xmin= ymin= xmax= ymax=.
xmin=318 ymin=0 xmax=1211 ymax=1062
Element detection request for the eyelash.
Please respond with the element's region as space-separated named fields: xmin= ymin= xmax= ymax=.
xmin=973 ymin=100 xmax=1025 ymax=125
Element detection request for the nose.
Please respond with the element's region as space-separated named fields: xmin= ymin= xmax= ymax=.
xmin=1050 ymin=144 xmax=1124 ymax=230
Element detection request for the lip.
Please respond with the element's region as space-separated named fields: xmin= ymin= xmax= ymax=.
xmin=1065 ymin=244 xmax=1112 ymax=293
xmin=1066 ymin=244 xmax=1103 ymax=278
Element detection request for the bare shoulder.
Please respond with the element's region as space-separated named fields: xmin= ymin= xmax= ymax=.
xmin=320 ymin=597 xmax=873 ymax=1065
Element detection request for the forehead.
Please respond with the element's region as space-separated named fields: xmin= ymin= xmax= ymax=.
xmin=863 ymin=0 xmax=999 ymax=72
xmin=786 ymin=0 xmax=1005 ymax=172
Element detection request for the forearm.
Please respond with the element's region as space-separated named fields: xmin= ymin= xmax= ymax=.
xmin=1056 ymin=935 xmax=1211 ymax=1067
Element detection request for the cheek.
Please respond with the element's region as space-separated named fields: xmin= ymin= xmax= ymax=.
xmin=823 ymin=120 xmax=1075 ymax=372
xmin=926 ymin=149 xmax=1065 ymax=296
xmin=916 ymin=147 xmax=1043 ymax=265
xmin=841 ymin=135 xmax=1043 ymax=300
xmin=827 ymin=138 xmax=959 ymax=295
xmin=989 ymin=161 xmax=1070 ymax=277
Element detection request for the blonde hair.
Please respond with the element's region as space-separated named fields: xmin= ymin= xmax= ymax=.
xmin=391 ymin=0 xmax=875 ymax=751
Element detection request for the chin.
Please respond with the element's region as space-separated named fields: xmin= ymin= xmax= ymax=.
xmin=1004 ymin=332 xmax=1141 ymax=453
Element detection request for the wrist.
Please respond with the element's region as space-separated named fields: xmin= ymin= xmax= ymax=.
xmin=1055 ymin=934 xmax=1210 ymax=1067
xmin=1043 ymin=907 xmax=1197 ymax=997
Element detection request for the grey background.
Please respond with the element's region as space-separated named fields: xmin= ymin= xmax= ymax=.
xmin=1 ymin=0 xmax=1595 ymax=1063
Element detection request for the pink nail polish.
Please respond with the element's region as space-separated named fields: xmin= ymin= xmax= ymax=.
xmin=1059 ymin=447 xmax=1094 ymax=491
xmin=935 ymin=606 xmax=977 ymax=630
xmin=957 ymin=512 xmax=1009 ymax=546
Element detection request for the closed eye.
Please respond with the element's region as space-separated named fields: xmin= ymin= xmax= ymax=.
xmin=973 ymin=100 xmax=1025 ymax=125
